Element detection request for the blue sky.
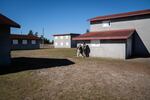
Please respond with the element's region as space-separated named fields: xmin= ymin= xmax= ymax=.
xmin=0 ymin=0 xmax=150 ymax=40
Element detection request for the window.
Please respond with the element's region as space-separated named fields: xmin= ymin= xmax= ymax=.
xmin=13 ymin=40 xmax=18 ymax=45
xmin=31 ymin=40 xmax=36 ymax=44
xmin=55 ymin=36 xmax=58 ymax=39
xmin=66 ymin=42 xmax=69 ymax=46
xmin=65 ymin=36 xmax=69 ymax=39
xmin=60 ymin=36 xmax=63 ymax=39
xmin=55 ymin=42 xmax=58 ymax=46
xmin=91 ymin=40 xmax=100 ymax=47
xmin=102 ymin=21 xmax=111 ymax=27
xmin=60 ymin=42 xmax=63 ymax=46
xmin=22 ymin=40 xmax=27 ymax=45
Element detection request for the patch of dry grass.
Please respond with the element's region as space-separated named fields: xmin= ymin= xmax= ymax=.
xmin=11 ymin=48 xmax=76 ymax=58
xmin=0 ymin=48 xmax=150 ymax=100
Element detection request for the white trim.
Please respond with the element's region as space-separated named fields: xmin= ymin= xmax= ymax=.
xmin=65 ymin=36 xmax=69 ymax=39
xmin=102 ymin=21 xmax=111 ymax=27
xmin=55 ymin=36 xmax=58 ymax=39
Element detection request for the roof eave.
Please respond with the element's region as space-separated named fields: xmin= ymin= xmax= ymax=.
xmin=73 ymin=37 xmax=128 ymax=41
xmin=53 ymin=33 xmax=80 ymax=36
xmin=0 ymin=23 xmax=21 ymax=28
xmin=88 ymin=9 xmax=150 ymax=22
xmin=10 ymin=24 xmax=21 ymax=28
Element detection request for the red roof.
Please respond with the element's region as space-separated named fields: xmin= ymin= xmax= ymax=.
xmin=53 ymin=33 xmax=80 ymax=36
xmin=89 ymin=9 xmax=150 ymax=22
xmin=10 ymin=34 xmax=40 ymax=40
xmin=0 ymin=13 xmax=20 ymax=28
xmin=72 ymin=29 xmax=135 ymax=40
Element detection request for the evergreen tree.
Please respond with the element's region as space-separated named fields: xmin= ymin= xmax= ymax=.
xmin=28 ymin=30 xmax=34 ymax=35
xmin=34 ymin=32 xmax=38 ymax=36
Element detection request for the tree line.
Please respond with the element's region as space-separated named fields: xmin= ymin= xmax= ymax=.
xmin=28 ymin=30 xmax=53 ymax=44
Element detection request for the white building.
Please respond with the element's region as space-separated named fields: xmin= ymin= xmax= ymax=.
xmin=53 ymin=33 xmax=80 ymax=48
xmin=73 ymin=9 xmax=150 ymax=59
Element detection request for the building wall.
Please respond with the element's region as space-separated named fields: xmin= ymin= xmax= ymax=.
xmin=89 ymin=40 xmax=126 ymax=59
xmin=71 ymin=35 xmax=80 ymax=48
xmin=76 ymin=40 xmax=127 ymax=59
xmin=11 ymin=39 xmax=40 ymax=50
xmin=0 ymin=25 xmax=11 ymax=66
xmin=54 ymin=35 xmax=71 ymax=48
xmin=90 ymin=15 xmax=150 ymax=57
xmin=71 ymin=40 xmax=77 ymax=48
xmin=126 ymin=36 xmax=132 ymax=58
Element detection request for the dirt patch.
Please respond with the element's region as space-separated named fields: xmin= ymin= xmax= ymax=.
xmin=0 ymin=49 xmax=150 ymax=100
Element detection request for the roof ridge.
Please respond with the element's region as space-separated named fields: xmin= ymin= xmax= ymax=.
xmin=89 ymin=9 xmax=150 ymax=22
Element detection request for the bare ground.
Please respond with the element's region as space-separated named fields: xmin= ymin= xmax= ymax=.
xmin=0 ymin=48 xmax=150 ymax=100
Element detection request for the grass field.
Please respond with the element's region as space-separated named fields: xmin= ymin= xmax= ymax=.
xmin=0 ymin=48 xmax=150 ymax=100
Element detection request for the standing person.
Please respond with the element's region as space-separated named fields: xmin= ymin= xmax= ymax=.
xmin=85 ymin=45 xmax=90 ymax=57
xmin=82 ymin=42 xmax=86 ymax=57
xmin=76 ymin=44 xmax=80 ymax=57
xmin=82 ymin=43 xmax=90 ymax=57
xmin=77 ymin=44 xmax=83 ymax=57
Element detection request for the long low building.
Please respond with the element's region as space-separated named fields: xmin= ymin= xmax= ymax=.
xmin=73 ymin=9 xmax=150 ymax=59
xmin=10 ymin=34 xmax=40 ymax=50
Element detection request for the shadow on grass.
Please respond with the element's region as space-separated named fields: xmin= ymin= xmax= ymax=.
xmin=0 ymin=57 xmax=75 ymax=75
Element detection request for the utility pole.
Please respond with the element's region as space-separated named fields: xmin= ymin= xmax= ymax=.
xmin=42 ymin=28 xmax=44 ymax=48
